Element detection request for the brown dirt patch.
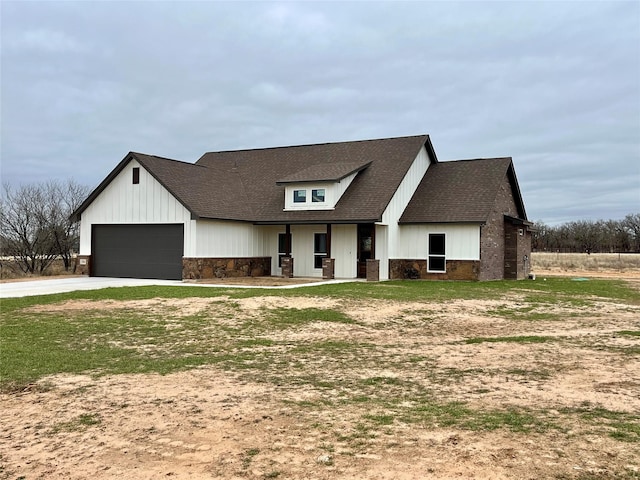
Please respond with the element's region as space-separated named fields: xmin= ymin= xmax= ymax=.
xmin=2 ymin=291 xmax=639 ymax=479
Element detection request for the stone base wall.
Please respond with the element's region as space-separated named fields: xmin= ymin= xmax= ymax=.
xmin=389 ymin=259 xmax=480 ymax=281
xmin=183 ymin=257 xmax=271 ymax=279
xmin=76 ymin=255 xmax=91 ymax=276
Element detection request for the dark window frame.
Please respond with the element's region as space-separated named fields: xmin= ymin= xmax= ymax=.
xmin=428 ymin=233 xmax=446 ymax=272
xmin=314 ymin=232 xmax=327 ymax=269
xmin=312 ymin=188 xmax=325 ymax=203
xmin=132 ymin=167 xmax=140 ymax=184
xmin=293 ymin=189 xmax=306 ymax=203
xmin=278 ymin=232 xmax=289 ymax=268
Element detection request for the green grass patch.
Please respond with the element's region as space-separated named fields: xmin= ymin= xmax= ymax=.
xmin=236 ymin=338 xmax=276 ymax=348
xmin=363 ymin=414 xmax=395 ymax=426
xmin=49 ymin=413 xmax=101 ymax=435
xmin=461 ymin=409 xmax=551 ymax=433
xmin=391 ymin=401 xmax=554 ymax=433
xmin=609 ymin=421 xmax=640 ymax=443
xmin=360 ymin=376 xmax=406 ymax=386
xmin=616 ymin=331 xmax=640 ymax=337
xmin=486 ymin=304 xmax=560 ymax=321
xmin=560 ymin=405 xmax=640 ymax=443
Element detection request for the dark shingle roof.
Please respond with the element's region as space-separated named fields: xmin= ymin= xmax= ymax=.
xmin=399 ymin=157 xmax=525 ymax=223
xmin=73 ymin=134 xmax=437 ymax=224
xmin=276 ymin=160 xmax=372 ymax=184
xmin=131 ymin=153 xmax=256 ymax=221
xmin=194 ymin=134 xmax=433 ymax=223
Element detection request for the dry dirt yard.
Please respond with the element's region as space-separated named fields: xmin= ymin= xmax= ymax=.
xmin=1 ymin=280 xmax=639 ymax=479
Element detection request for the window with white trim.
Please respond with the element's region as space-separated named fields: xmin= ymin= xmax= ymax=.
xmin=293 ymin=189 xmax=306 ymax=203
xmin=312 ymin=188 xmax=325 ymax=203
xmin=428 ymin=233 xmax=446 ymax=272
xmin=314 ymin=233 xmax=327 ymax=269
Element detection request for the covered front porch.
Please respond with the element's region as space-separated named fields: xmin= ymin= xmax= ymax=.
xmin=263 ymin=222 xmax=386 ymax=281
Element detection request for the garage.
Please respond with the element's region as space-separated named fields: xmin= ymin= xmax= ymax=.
xmin=91 ymin=224 xmax=184 ymax=280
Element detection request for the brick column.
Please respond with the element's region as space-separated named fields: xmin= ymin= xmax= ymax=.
xmin=76 ymin=255 xmax=91 ymax=275
xmin=281 ymin=256 xmax=294 ymax=278
xmin=366 ymin=259 xmax=379 ymax=282
xmin=322 ymin=258 xmax=335 ymax=279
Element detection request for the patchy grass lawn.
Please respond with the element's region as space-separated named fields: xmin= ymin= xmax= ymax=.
xmin=1 ymin=278 xmax=639 ymax=479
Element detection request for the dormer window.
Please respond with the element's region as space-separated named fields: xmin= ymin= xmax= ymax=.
xmin=312 ymin=189 xmax=325 ymax=202
xmin=293 ymin=189 xmax=306 ymax=203
xmin=277 ymin=160 xmax=372 ymax=211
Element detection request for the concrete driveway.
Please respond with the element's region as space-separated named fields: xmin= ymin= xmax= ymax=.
xmin=0 ymin=276 xmax=356 ymax=298
xmin=0 ymin=277 xmax=185 ymax=298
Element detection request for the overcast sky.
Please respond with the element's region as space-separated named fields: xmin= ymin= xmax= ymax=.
xmin=1 ymin=1 xmax=638 ymax=225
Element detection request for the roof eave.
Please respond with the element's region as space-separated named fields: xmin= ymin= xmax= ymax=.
xmin=71 ymin=152 xmax=204 ymax=222
xmin=398 ymin=220 xmax=485 ymax=225
xmin=507 ymin=162 xmax=528 ymax=221
xmin=253 ymin=218 xmax=381 ymax=225
xmin=504 ymin=214 xmax=534 ymax=227
xmin=275 ymin=161 xmax=373 ymax=185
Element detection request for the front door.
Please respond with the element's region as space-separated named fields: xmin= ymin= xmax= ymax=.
xmin=357 ymin=223 xmax=375 ymax=278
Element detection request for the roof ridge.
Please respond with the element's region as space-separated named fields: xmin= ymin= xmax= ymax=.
xmin=131 ymin=151 xmax=205 ymax=168
xmin=439 ymin=157 xmax=512 ymax=163
xmin=202 ymin=134 xmax=429 ymax=155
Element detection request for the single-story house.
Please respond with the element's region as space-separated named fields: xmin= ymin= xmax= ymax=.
xmin=72 ymin=134 xmax=532 ymax=281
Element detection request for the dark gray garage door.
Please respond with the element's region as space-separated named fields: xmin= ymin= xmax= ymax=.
xmin=92 ymin=224 xmax=184 ymax=280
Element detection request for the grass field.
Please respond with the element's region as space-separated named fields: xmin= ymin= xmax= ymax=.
xmin=1 ymin=279 xmax=639 ymax=479
xmin=532 ymin=252 xmax=640 ymax=273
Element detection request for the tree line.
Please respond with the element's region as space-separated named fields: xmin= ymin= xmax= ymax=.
xmin=1 ymin=179 xmax=638 ymax=276
xmin=533 ymin=214 xmax=640 ymax=253
xmin=0 ymin=180 xmax=90 ymax=275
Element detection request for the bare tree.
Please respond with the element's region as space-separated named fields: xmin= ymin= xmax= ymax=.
xmin=1 ymin=183 xmax=55 ymax=274
xmin=47 ymin=180 xmax=90 ymax=271
xmin=623 ymin=213 xmax=640 ymax=252
xmin=533 ymin=213 xmax=639 ymax=253
xmin=0 ymin=180 xmax=90 ymax=274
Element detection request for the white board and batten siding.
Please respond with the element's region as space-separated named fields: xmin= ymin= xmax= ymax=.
xmin=395 ymin=224 xmax=481 ymax=260
xmin=376 ymin=146 xmax=432 ymax=278
xmin=331 ymin=224 xmax=357 ymax=278
xmin=195 ymin=220 xmax=266 ymax=257
xmin=79 ymin=160 xmax=195 ymax=255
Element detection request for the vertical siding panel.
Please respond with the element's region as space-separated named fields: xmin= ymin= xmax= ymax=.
xmin=194 ymin=220 xmax=267 ymax=258
xmin=257 ymin=226 xmax=281 ymax=275
xmin=157 ymin=183 xmax=163 ymax=222
xmin=380 ymin=146 xmax=431 ymax=259
xmin=79 ymin=159 xmax=193 ymax=255
xmin=290 ymin=225 xmax=316 ymax=277
xmin=394 ymin=224 xmax=480 ymax=260
xmin=184 ymin=219 xmax=195 ymax=256
xmin=333 ymin=224 xmax=357 ymax=278
xmin=376 ymin=225 xmax=389 ymax=279
xmin=160 ymin=185 xmax=168 ymax=222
